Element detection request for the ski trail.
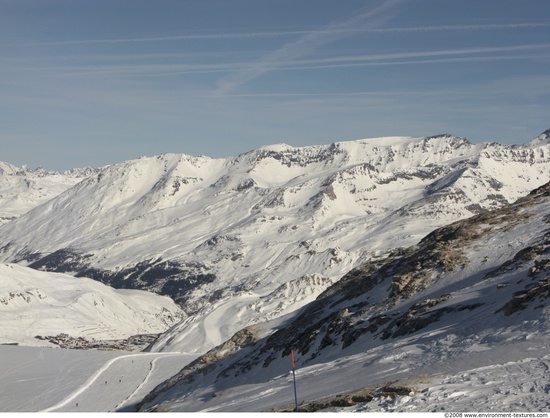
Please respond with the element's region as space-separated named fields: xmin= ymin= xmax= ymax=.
xmin=114 ymin=352 xmax=183 ymax=411
xmin=40 ymin=353 xmax=161 ymax=412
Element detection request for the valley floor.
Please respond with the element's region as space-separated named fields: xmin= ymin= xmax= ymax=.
xmin=0 ymin=345 xmax=196 ymax=412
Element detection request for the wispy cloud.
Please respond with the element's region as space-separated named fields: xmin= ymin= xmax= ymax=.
xmin=31 ymin=22 xmax=550 ymax=46
xmin=213 ymin=0 xmax=405 ymax=95
xmin=279 ymin=43 xmax=550 ymax=69
xmin=362 ymin=22 xmax=550 ymax=34
xmin=35 ymin=31 xmax=306 ymax=45
xmin=31 ymin=43 xmax=548 ymax=79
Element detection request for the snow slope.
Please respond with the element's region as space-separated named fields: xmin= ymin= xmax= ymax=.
xmin=0 ymin=134 xmax=548 ymax=412
xmin=0 ymin=345 xmax=196 ymax=412
xmin=1 ymin=132 xmax=549 ymax=356
xmin=0 ymin=263 xmax=184 ymax=346
xmin=136 ymin=181 xmax=550 ymax=412
xmin=0 ymin=162 xmax=94 ymax=226
xmin=0 ymin=345 xmax=122 ymax=412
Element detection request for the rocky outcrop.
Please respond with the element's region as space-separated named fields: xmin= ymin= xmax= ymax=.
xmin=269 ymin=375 xmax=432 ymax=412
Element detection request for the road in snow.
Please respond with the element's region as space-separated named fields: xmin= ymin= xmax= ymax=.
xmin=0 ymin=345 xmax=196 ymax=412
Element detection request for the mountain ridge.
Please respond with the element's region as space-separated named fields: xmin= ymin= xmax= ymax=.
xmin=135 ymin=180 xmax=550 ymax=412
xmin=0 ymin=162 xmax=97 ymax=226
xmin=1 ymin=130 xmax=549 ymax=412
xmin=1 ymin=132 xmax=549 ymax=354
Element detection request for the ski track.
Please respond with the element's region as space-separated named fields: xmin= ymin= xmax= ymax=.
xmin=114 ymin=353 xmax=184 ymax=411
xmin=40 ymin=352 xmax=193 ymax=412
xmin=40 ymin=353 xmax=141 ymax=412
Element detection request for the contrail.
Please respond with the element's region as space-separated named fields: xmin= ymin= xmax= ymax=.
xmin=36 ymin=22 xmax=549 ymax=46
xmin=284 ymin=43 xmax=550 ymax=67
xmin=213 ymin=0 xmax=405 ymax=96
xmin=39 ymin=43 xmax=548 ymax=79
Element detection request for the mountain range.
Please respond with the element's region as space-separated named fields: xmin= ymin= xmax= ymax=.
xmin=1 ymin=131 xmax=549 ymax=353
xmin=1 ymin=129 xmax=549 ymax=411
xmin=0 ymin=162 xmax=96 ymax=226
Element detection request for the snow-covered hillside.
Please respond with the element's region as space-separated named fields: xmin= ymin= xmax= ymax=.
xmin=0 ymin=263 xmax=184 ymax=346
xmin=0 ymin=132 xmax=549 ymax=355
xmin=136 ymin=181 xmax=550 ymax=412
xmin=0 ymin=132 xmax=548 ymax=413
xmin=0 ymin=162 xmax=95 ymax=226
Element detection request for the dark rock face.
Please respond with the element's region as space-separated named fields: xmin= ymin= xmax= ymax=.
xmin=28 ymin=249 xmax=216 ymax=311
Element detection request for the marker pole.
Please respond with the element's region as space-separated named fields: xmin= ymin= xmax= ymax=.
xmin=291 ymin=349 xmax=298 ymax=412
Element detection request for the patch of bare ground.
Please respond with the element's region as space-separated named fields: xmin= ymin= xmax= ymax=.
xmin=268 ymin=374 xmax=434 ymax=412
xmin=496 ymin=276 xmax=550 ymax=316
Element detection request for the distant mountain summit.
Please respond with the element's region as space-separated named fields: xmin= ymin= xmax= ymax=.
xmin=0 ymin=162 xmax=98 ymax=226
xmin=528 ymin=128 xmax=550 ymax=146
xmin=0 ymin=131 xmax=549 ymax=354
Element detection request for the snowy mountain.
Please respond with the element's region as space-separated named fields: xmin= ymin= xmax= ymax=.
xmin=136 ymin=180 xmax=550 ymax=412
xmin=0 ymin=131 xmax=549 ymax=413
xmin=0 ymin=162 xmax=96 ymax=226
xmin=0 ymin=132 xmax=549 ymax=355
xmin=0 ymin=263 xmax=184 ymax=347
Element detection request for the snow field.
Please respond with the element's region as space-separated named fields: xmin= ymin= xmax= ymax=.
xmin=0 ymin=345 xmax=196 ymax=412
xmin=0 ymin=345 xmax=121 ymax=412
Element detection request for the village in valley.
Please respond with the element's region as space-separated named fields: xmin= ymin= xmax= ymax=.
xmin=34 ymin=333 xmax=160 ymax=351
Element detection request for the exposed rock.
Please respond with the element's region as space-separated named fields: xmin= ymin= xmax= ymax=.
xmin=269 ymin=375 xmax=432 ymax=412
xmin=496 ymin=277 xmax=550 ymax=316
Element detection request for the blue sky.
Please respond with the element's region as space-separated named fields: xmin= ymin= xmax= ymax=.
xmin=1 ymin=0 xmax=549 ymax=171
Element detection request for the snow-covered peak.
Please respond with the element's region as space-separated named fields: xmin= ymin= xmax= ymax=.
xmin=249 ymin=143 xmax=294 ymax=153
xmin=527 ymin=128 xmax=550 ymax=146
xmin=0 ymin=161 xmax=19 ymax=175
xmin=0 ymin=161 xmax=95 ymax=226
xmin=1 ymin=132 xmax=549 ymax=355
